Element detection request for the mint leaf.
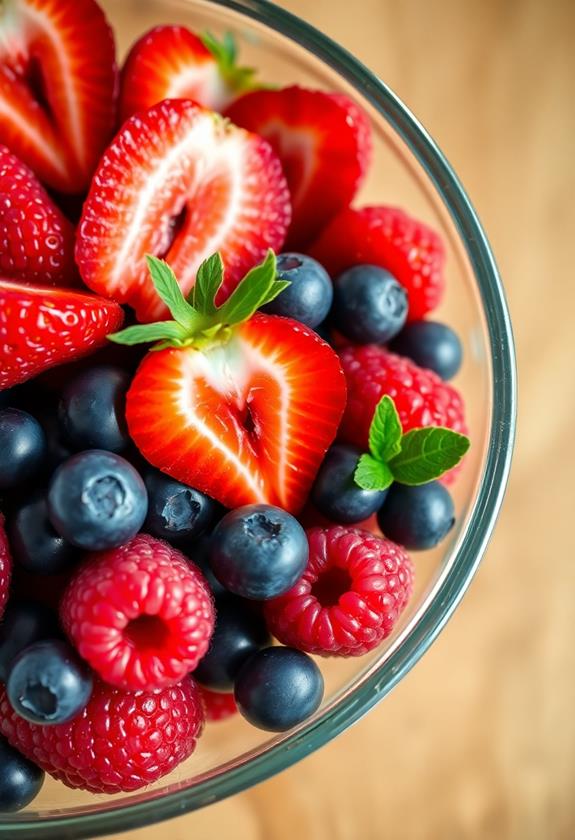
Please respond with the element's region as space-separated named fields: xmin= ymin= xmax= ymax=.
xmin=108 ymin=321 xmax=188 ymax=346
xmin=146 ymin=255 xmax=202 ymax=331
xmin=368 ymin=395 xmax=403 ymax=462
xmin=354 ymin=454 xmax=395 ymax=491
xmin=191 ymin=253 xmax=224 ymax=315
xmin=389 ymin=427 xmax=470 ymax=485
xmin=217 ymin=250 xmax=289 ymax=325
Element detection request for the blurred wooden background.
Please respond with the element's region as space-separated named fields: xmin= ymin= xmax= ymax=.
xmin=114 ymin=1 xmax=574 ymax=837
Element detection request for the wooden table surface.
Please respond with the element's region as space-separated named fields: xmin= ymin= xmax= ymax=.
xmin=108 ymin=1 xmax=573 ymax=837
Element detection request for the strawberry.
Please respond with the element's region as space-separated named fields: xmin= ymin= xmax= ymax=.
xmin=0 ymin=279 xmax=124 ymax=389
xmin=226 ymin=86 xmax=372 ymax=248
xmin=0 ymin=145 xmax=76 ymax=285
xmin=308 ymin=205 xmax=445 ymax=320
xmin=0 ymin=0 xmax=118 ymax=193
xmin=76 ymin=99 xmax=291 ymax=323
xmin=120 ymin=27 xmax=256 ymax=123
xmin=109 ymin=252 xmax=347 ymax=514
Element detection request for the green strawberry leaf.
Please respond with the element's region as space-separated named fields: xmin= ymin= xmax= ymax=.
xmin=354 ymin=454 xmax=395 ymax=492
xmin=145 ymin=255 xmax=203 ymax=331
xmin=108 ymin=321 xmax=189 ymax=346
xmin=216 ymin=250 xmax=289 ymax=326
xmin=389 ymin=427 xmax=470 ymax=485
xmin=191 ymin=253 xmax=224 ymax=315
xmin=201 ymin=30 xmax=257 ymax=93
xmin=368 ymin=395 xmax=403 ymax=462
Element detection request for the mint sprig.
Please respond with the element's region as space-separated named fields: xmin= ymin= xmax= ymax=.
xmin=108 ymin=250 xmax=288 ymax=350
xmin=354 ymin=395 xmax=470 ymax=491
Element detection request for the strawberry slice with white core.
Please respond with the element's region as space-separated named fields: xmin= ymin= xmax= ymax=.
xmin=120 ymin=27 xmax=255 ymax=122
xmin=111 ymin=253 xmax=347 ymax=514
xmin=0 ymin=0 xmax=118 ymax=193
xmin=76 ymin=99 xmax=291 ymax=323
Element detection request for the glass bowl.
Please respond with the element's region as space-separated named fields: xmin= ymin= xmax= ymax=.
xmin=0 ymin=0 xmax=516 ymax=836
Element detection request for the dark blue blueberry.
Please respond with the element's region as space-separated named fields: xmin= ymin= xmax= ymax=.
xmin=59 ymin=365 xmax=131 ymax=453
xmin=9 ymin=493 xmax=78 ymax=575
xmin=144 ymin=469 xmax=222 ymax=542
xmin=6 ymin=639 xmax=93 ymax=725
xmin=0 ymin=737 xmax=44 ymax=812
xmin=187 ymin=536 xmax=228 ymax=598
xmin=37 ymin=410 xmax=73 ymax=473
xmin=389 ymin=320 xmax=463 ymax=380
xmin=313 ymin=321 xmax=333 ymax=345
xmin=332 ymin=264 xmax=408 ymax=344
xmin=210 ymin=504 xmax=308 ymax=600
xmin=0 ymin=600 xmax=62 ymax=683
xmin=312 ymin=445 xmax=388 ymax=523
xmin=234 ymin=647 xmax=324 ymax=732
xmin=47 ymin=450 xmax=148 ymax=551
xmin=194 ymin=597 xmax=270 ymax=692
xmin=261 ymin=253 xmax=333 ymax=328
xmin=0 ymin=409 xmax=48 ymax=490
xmin=377 ymin=481 xmax=455 ymax=550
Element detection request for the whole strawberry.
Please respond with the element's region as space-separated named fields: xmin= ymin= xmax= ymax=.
xmin=0 ymin=678 xmax=204 ymax=793
xmin=0 ymin=513 xmax=12 ymax=619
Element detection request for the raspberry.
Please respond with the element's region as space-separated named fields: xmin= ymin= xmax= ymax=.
xmin=0 ymin=513 xmax=12 ymax=618
xmin=264 ymin=526 xmax=414 ymax=656
xmin=0 ymin=678 xmax=204 ymax=793
xmin=338 ymin=345 xmax=467 ymax=452
xmin=199 ymin=686 xmax=238 ymax=722
xmin=60 ymin=534 xmax=215 ymax=691
xmin=308 ymin=205 xmax=445 ymax=320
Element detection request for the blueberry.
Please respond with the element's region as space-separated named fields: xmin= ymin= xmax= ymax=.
xmin=9 ymin=493 xmax=78 ymax=575
xmin=144 ymin=469 xmax=222 ymax=542
xmin=332 ymin=264 xmax=408 ymax=344
xmin=0 ymin=600 xmax=61 ymax=682
xmin=0 ymin=409 xmax=47 ymax=490
xmin=59 ymin=365 xmax=131 ymax=453
xmin=6 ymin=639 xmax=93 ymax=725
xmin=312 ymin=445 xmax=388 ymax=523
xmin=0 ymin=737 xmax=44 ymax=812
xmin=194 ymin=597 xmax=270 ymax=692
xmin=377 ymin=481 xmax=455 ymax=550
xmin=187 ymin=536 xmax=228 ymax=598
xmin=37 ymin=410 xmax=73 ymax=472
xmin=313 ymin=321 xmax=333 ymax=345
xmin=389 ymin=320 xmax=463 ymax=380
xmin=210 ymin=504 xmax=308 ymax=600
xmin=234 ymin=647 xmax=324 ymax=732
xmin=261 ymin=253 xmax=333 ymax=328
xmin=47 ymin=450 xmax=148 ymax=551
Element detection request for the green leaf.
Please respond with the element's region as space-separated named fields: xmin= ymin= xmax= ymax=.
xmin=217 ymin=250 xmax=289 ymax=326
xmin=354 ymin=454 xmax=395 ymax=492
xmin=368 ymin=395 xmax=403 ymax=462
xmin=107 ymin=321 xmax=188 ymax=346
xmin=145 ymin=255 xmax=202 ymax=331
xmin=201 ymin=30 xmax=257 ymax=93
xmin=191 ymin=253 xmax=224 ymax=315
xmin=389 ymin=427 xmax=471 ymax=485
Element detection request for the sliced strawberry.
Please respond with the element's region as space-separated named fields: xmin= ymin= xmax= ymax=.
xmin=0 ymin=279 xmax=124 ymax=388
xmin=120 ymin=27 xmax=254 ymax=123
xmin=308 ymin=206 xmax=446 ymax=320
xmin=76 ymin=99 xmax=291 ymax=323
xmin=0 ymin=145 xmax=76 ymax=285
xmin=225 ymin=86 xmax=372 ymax=248
xmin=0 ymin=0 xmax=118 ymax=193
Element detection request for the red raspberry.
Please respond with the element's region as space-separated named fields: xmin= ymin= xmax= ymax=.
xmin=199 ymin=687 xmax=238 ymax=722
xmin=0 ymin=678 xmax=204 ymax=793
xmin=60 ymin=534 xmax=215 ymax=691
xmin=0 ymin=513 xmax=12 ymax=618
xmin=338 ymin=345 xmax=467 ymax=452
xmin=264 ymin=527 xmax=414 ymax=656
xmin=308 ymin=205 xmax=445 ymax=320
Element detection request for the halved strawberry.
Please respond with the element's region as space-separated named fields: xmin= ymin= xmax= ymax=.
xmin=111 ymin=252 xmax=347 ymax=514
xmin=0 ymin=145 xmax=76 ymax=285
xmin=0 ymin=279 xmax=124 ymax=388
xmin=76 ymin=99 xmax=291 ymax=323
xmin=120 ymin=27 xmax=255 ymax=123
xmin=0 ymin=0 xmax=118 ymax=193
xmin=309 ymin=205 xmax=446 ymax=320
xmin=225 ymin=86 xmax=372 ymax=248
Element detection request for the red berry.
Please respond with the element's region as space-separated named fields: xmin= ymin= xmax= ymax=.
xmin=0 ymin=678 xmax=204 ymax=793
xmin=60 ymin=534 xmax=215 ymax=691
xmin=264 ymin=526 xmax=414 ymax=656
xmin=338 ymin=345 xmax=467 ymax=452
xmin=308 ymin=205 xmax=445 ymax=320
xmin=199 ymin=686 xmax=238 ymax=722
xmin=0 ymin=513 xmax=12 ymax=619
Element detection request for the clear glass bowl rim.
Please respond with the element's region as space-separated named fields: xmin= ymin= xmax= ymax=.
xmin=1 ymin=0 xmax=516 ymax=836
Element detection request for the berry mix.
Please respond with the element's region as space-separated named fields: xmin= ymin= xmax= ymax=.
xmin=0 ymin=0 xmax=470 ymax=812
